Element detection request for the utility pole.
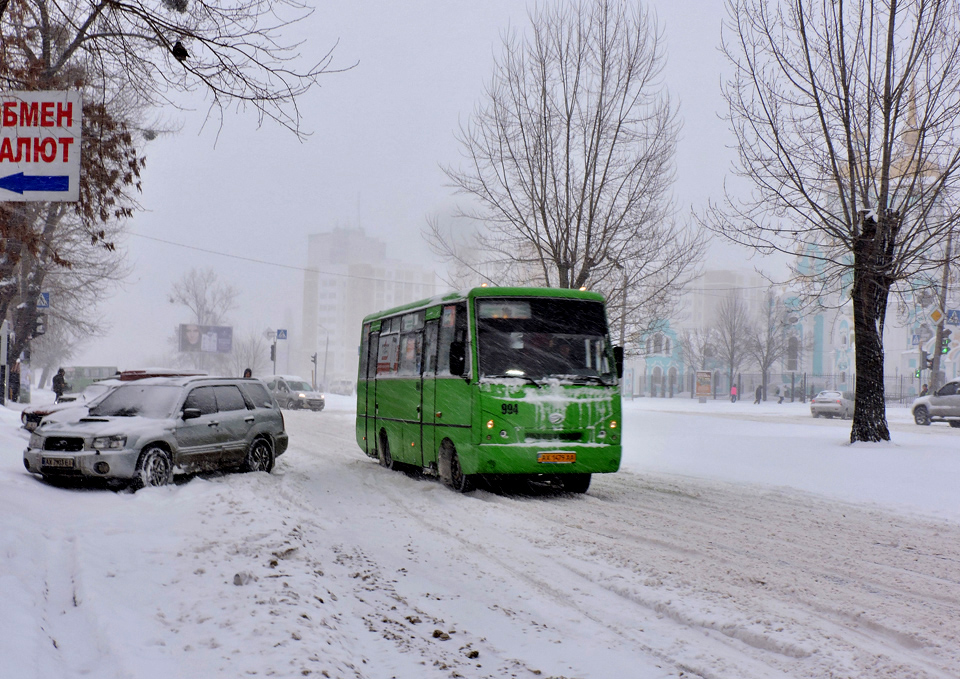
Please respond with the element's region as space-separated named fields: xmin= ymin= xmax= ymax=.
xmin=931 ymin=230 xmax=953 ymax=391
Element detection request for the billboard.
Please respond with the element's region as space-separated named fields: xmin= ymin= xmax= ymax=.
xmin=179 ymin=324 xmax=233 ymax=354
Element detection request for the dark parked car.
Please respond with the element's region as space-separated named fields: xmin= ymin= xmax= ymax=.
xmin=21 ymin=379 xmax=121 ymax=431
xmin=23 ymin=376 xmax=288 ymax=489
xmin=911 ymin=379 xmax=960 ymax=426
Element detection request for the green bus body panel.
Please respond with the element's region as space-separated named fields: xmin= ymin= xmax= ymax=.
xmin=355 ymin=287 xmax=621 ymax=478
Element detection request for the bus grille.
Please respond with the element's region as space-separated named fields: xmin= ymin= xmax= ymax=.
xmin=526 ymin=431 xmax=582 ymax=442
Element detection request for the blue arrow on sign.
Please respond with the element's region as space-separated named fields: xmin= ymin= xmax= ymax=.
xmin=0 ymin=172 xmax=70 ymax=194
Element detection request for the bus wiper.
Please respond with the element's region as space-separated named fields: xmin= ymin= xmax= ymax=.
xmin=486 ymin=373 xmax=542 ymax=389
xmin=568 ymin=375 xmax=610 ymax=385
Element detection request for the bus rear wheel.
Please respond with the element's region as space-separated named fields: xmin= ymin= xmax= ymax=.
xmin=378 ymin=431 xmax=394 ymax=469
xmin=561 ymin=473 xmax=591 ymax=494
xmin=442 ymin=442 xmax=474 ymax=493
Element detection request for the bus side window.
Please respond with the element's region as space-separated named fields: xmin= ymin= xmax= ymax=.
xmin=398 ymin=332 xmax=422 ymax=376
xmin=377 ymin=332 xmax=400 ymax=375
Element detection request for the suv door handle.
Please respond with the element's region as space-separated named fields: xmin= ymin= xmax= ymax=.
xmin=244 ymin=416 xmax=255 ymax=423
xmin=208 ymin=421 xmax=220 ymax=427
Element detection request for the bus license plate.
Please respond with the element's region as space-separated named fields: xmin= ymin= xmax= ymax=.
xmin=537 ymin=452 xmax=576 ymax=464
xmin=42 ymin=457 xmax=75 ymax=468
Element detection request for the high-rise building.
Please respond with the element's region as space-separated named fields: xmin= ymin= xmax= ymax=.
xmin=298 ymin=228 xmax=437 ymax=388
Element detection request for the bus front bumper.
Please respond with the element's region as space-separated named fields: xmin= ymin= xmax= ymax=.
xmin=468 ymin=443 xmax=621 ymax=475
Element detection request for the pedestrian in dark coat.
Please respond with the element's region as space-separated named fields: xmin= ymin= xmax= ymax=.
xmin=754 ymin=385 xmax=763 ymax=404
xmin=52 ymin=368 xmax=68 ymax=402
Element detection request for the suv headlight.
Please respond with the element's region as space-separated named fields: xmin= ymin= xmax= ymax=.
xmin=92 ymin=435 xmax=127 ymax=450
xmin=29 ymin=432 xmax=43 ymax=449
xmin=298 ymin=393 xmax=306 ymax=398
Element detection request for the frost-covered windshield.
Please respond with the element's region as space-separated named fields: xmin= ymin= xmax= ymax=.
xmin=88 ymin=384 xmax=183 ymax=418
xmin=476 ymin=298 xmax=614 ymax=382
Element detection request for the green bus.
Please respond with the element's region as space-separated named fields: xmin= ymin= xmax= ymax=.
xmin=355 ymin=287 xmax=623 ymax=493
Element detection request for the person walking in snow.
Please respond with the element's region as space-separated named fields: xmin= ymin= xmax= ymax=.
xmin=52 ymin=368 xmax=68 ymax=402
xmin=754 ymin=385 xmax=763 ymax=404
xmin=730 ymin=384 xmax=738 ymax=403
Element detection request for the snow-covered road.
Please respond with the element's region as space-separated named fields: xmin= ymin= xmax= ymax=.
xmin=2 ymin=397 xmax=959 ymax=678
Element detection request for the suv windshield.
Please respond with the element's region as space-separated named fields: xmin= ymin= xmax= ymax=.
xmin=88 ymin=384 xmax=183 ymax=418
xmin=285 ymin=381 xmax=312 ymax=391
xmin=476 ymin=297 xmax=614 ymax=382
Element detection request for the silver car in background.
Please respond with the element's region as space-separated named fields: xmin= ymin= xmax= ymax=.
xmin=911 ymin=379 xmax=960 ymax=426
xmin=23 ymin=376 xmax=288 ymax=489
xmin=810 ymin=390 xmax=854 ymax=419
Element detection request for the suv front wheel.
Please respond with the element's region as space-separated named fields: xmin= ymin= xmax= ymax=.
xmin=135 ymin=445 xmax=173 ymax=489
xmin=914 ymin=406 xmax=931 ymax=426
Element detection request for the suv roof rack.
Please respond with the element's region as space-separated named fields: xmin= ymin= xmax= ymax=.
xmin=118 ymin=369 xmax=208 ymax=381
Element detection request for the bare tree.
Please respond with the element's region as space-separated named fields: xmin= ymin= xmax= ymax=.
xmin=430 ymin=0 xmax=704 ymax=342
xmin=228 ymin=330 xmax=269 ymax=378
xmin=708 ymin=0 xmax=960 ymax=441
xmin=0 ymin=0 xmax=338 ymax=135
xmin=715 ymin=293 xmax=753 ymax=391
xmin=1 ymin=0 xmax=340 ymax=370
xmin=169 ymin=268 xmax=237 ymax=327
xmin=747 ymin=291 xmax=791 ymax=401
xmin=679 ymin=326 xmax=717 ymax=372
xmin=169 ymin=268 xmax=238 ymax=372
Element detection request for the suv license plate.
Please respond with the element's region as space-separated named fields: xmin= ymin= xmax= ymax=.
xmin=537 ymin=452 xmax=576 ymax=464
xmin=41 ymin=457 xmax=75 ymax=468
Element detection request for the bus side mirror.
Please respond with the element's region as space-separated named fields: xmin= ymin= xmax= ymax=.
xmin=449 ymin=340 xmax=466 ymax=377
xmin=613 ymin=346 xmax=624 ymax=379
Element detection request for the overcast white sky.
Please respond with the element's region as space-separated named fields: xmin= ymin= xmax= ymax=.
xmin=69 ymin=0 xmax=749 ymax=370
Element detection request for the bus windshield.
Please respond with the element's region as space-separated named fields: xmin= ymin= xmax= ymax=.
xmin=476 ymin=297 xmax=614 ymax=383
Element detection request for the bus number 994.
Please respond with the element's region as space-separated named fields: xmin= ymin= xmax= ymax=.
xmin=501 ymin=403 xmax=519 ymax=415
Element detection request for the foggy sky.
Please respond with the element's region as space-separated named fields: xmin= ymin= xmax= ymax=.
xmin=71 ymin=0 xmax=747 ymax=370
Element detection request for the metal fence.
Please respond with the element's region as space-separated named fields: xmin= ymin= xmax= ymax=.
xmin=627 ymin=371 xmax=919 ymax=404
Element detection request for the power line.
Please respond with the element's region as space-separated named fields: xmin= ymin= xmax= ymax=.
xmin=128 ymin=231 xmax=441 ymax=289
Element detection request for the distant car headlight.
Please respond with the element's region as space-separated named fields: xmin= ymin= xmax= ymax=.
xmin=29 ymin=432 xmax=43 ymax=449
xmin=92 ymin=435 xmax=127 ymax=450
xmin=298 ymin=392 xmax=306 ymax=398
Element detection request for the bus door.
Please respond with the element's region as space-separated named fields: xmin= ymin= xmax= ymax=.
xmin=362 ymin=329 xmax=378 ymax=456
xmin=420 ymin=319 xmax=440 ymax=468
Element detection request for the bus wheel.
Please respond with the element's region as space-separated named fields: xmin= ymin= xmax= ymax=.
xmin=378 ymin=431 xmax=394 ymax=469
xmin=561 ymin=473 xmax=591 ymax=494
xmin=446 ymin=444 xmax=474 ymax=493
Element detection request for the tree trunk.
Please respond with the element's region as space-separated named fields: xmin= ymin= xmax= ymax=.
xmin=850 ymin=212 xmax=896 ymax=442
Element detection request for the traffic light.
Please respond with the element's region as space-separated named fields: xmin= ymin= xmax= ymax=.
xmin=921 ymin=350 xmax=934 ymax=370
xmin=311 ymin=352 xmax=318 ymax=366
xmin=915 ymin=368 xmax=922 ymax=378
xmin=270 ymin=343 xmax=276 ymax=361
xmin=33 ymin=313 xmax=46 ymax=337
xmin=942 ymin=328 xmax=952 ymax=354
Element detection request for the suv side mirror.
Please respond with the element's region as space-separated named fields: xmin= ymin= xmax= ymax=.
xmin=182 ymin=407 xmax=202 ymax=420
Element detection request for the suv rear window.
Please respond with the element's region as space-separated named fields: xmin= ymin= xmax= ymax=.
xmin=214 ymin=385 xmax=247 ymax=412
xmin=241 ymin=382 xmax=274 ymax=409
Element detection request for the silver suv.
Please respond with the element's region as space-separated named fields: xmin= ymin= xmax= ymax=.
xmin=911 ymin=379 xmax=960 ymax=426
xmin=23 ymin=376 xmax=289 ymax=489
